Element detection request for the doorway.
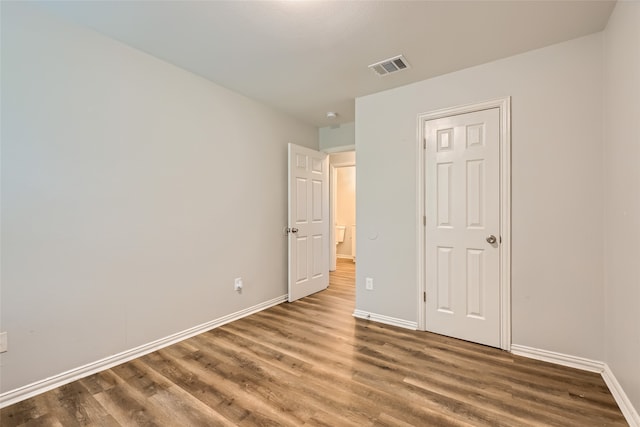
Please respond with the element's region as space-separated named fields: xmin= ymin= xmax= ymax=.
xmin=417 ymin=97 xmax=511 ymax=350
xmin=329 ymin=151 xmax=356 ymax=271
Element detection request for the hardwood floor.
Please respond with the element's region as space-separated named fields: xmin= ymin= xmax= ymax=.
xmin=1 ymin=259 xmax=627 ymax=426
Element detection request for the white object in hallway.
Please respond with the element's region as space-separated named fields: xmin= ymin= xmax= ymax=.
xmin=351 ymin=225 xmax=356 ymax=262
xmin=424 ymin=108 xmax=501 ymax=347
xmin=287 ymin=143 xmax=329 ymax=302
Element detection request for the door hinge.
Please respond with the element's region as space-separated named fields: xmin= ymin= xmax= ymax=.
xmin=423 ymin=138 xmax=427 ymax=149
xmin=423 ymin=215 xmax=426 ymax=226
xmin=499 ymin=235 xmax=502 ymax=244
xmin=423 ymin=291 xmax=426 ymax=302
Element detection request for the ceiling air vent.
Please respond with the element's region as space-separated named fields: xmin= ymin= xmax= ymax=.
xmin=368 ymin=55 xmax=410 ymax=76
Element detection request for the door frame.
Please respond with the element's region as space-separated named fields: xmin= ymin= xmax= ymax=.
xmin=330 ymin=160 xmax=356 ymax=270
xmin=416 ymin=97 xmax=511 ymax=350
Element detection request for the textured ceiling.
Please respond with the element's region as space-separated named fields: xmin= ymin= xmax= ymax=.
xmin=37 ymin=1 xmax=615 ymax=127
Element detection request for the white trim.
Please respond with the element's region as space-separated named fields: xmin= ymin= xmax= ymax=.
xmin=0 ymin=295 xmax=287 ymax=409
xmin=330 ymin=161 xmax=356 ymax=170
xmin=602 ymin=364 xmax=640 ymax=427
xmin=322 ymin=144 xmax=356 ymax=154
xmin=498 ymin=98 xmax=512 ymax=351
xmin=510 ymin=344 xmax=604 ymax=373
xmin=353 ymin=309 xmax=418 ymax=330
xmin=511 ymin=345 xmax=639 ymax=426
xmin=416 ymin=97 xmax=512 ymax=351
xmin=415 ymin=112 xmax=426 ymax=333
xmin=336 ymin=254 xmax=355 ymax=260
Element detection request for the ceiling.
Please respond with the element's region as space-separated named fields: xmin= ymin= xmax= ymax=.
xmin=36 ymin=1 xmax=615 ymax=128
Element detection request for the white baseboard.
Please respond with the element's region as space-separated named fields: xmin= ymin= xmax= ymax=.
xmin=0 ymin=294 xmax=287 ymax=409
xmin=352 ymin=309 xmax=418 ymax=330
xmin=511 ymin=344 xmax=639 ymax=427
xmin=602 ymin=364 xmax=640 ymax=427
xmin=336 ymin=254 xmax=354 ymax=260
xmin=510 ymin=344 xmax=605 ymax=373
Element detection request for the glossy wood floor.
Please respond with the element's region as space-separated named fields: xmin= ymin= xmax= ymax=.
xmin=2 ymin=259 xmax=627 ymax=426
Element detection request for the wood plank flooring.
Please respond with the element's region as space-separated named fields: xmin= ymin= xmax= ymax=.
xmin=1 ymin=259 xmax=627 ymax=426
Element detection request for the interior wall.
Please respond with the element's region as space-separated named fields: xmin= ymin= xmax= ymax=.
xmin=319 ymin=122 xmax=355 ymax=152
xmin=336 ymin=167 xmax=356 ymax=257
xmin=0 ymin=3 xmax=318 ymax=393
xmin=356 ymin=33 xmax=605 ymax=360
xmin=603 ymin=0 xmax=640 ymax=412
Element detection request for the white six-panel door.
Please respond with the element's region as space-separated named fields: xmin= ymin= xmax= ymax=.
xmin=425 ymin=108 xmax=501 ymax=347
xmin=288 ymin=143 xmax=329 ymax=302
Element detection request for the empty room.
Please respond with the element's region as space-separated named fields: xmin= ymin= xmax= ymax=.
xmin=1 ymin=1 xmax=638 ymax=426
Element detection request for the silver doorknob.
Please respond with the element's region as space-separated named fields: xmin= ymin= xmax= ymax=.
xmin=486 ymin=235 xmax=497 ymax=244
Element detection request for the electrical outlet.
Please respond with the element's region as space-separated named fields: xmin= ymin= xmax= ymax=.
xmin=365 ymin=277 xmax=373 ymax=290
xmin=0 ymin=332 xmax=7 ymax=353
xmin=234 ymin=278 xmax=243 ymax=292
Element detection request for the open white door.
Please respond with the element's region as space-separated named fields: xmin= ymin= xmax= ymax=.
xmin=425 ymin=108 xmax=501 ymax=347
xmin=288 ymin=143 xmax=329 ymax=302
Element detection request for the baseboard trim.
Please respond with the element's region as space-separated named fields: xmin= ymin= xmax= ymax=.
xmin=0 ymin=294 xmax=287 ymax=409
xmin=511 ymin=344 xmax=639 ymax=427
xmin=336 ymin=254 xmax=354 ymax=260
xmin=510 ymin=344 xmax=604 ymax=373
xmin=602 ymin=364 xmax=640 ymax=427
xmin=353 ymin=309 xmax=418 ymax=330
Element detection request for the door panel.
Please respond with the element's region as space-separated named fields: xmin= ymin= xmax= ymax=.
xmin=296 ymin=178 xmax=307 ymax=221
xmin=425 ymin=108 xmax=500 ymax=347
xmin=312 ymin=235 xmax=323 ymax=277
xmin=288 ymin=144 xmax=329 ymax=302
xmin=466 ymin=248 xmax=484 ymax=318
xmin=437 ymin=246 xmax=453 ymax=313
xmin=437 ymin=163 xmax=452 ymax=227
xmin=312 ymin=179 xmax=323 ymax=220
xmin=466 ymin=159 xmax=484 ymax=228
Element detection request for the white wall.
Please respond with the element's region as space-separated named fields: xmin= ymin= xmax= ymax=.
xmin=319 ymin=122 xmax=355 ymax=152
xmin=603 ymin=1 xmax=640 ymax=412
xmin=356 ymin=34 xmax=605 ymax=360
xmin=0 ymin=3 xmax=317 ymax=393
